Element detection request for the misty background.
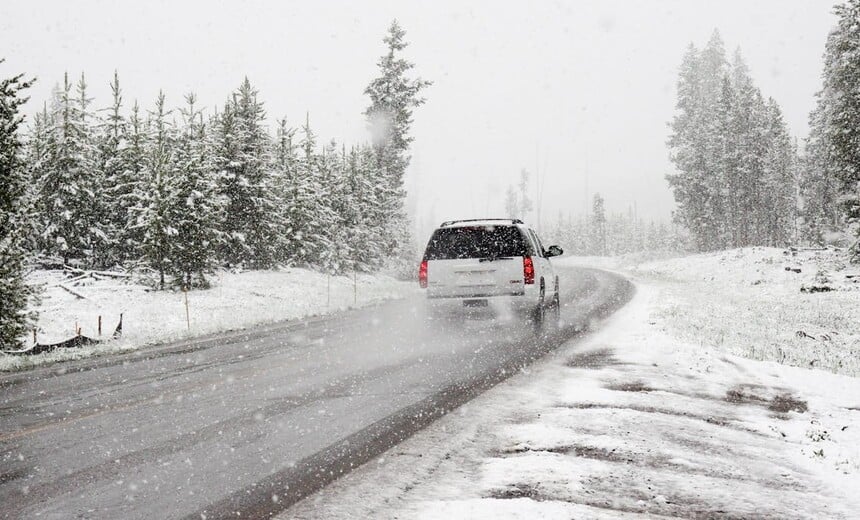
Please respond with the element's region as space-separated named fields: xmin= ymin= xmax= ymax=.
xmin=0 ymin=0 xmax=837 ymax=242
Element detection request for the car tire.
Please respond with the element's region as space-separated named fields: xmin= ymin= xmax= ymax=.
xmin=531 ymin=282 xmax=546 ymax=333
xmin=548 ymin=291 xmax=561 ymax=333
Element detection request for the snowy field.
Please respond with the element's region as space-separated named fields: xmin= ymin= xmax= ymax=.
xmin=285 ymin=249 xmax=860 ymax=518
xmin=0 ymin=268 xmax=416 ymax=371
xmin=569 ymin=247 xmax=860 ymax=377
xmin=639 ymin=247 xmax=860 ymax=377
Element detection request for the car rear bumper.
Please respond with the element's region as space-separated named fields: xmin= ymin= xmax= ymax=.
xmin=426 ymin=281 xmax=537 ymax=300
xmin=424 ymin=292 xmax=539 ymax=319
xmin=426 ymin=290 xmax=524 ymax=299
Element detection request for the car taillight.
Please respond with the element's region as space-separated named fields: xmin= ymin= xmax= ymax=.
xmin=419 ymin=260 xmax=428 ymax=288
xmin=523 ymin=256 xmax=535 ymax=284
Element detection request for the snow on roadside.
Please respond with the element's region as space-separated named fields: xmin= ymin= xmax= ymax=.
xmin=564 ymin=248 xmax=860 ymax=377
xmin=285 ymin=279 xmax=860 ymax=519
xmin=0 ymin=268 xmax=416 ymax=371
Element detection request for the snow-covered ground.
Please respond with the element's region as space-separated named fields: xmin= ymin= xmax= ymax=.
xmin=285 ymin=249 xmax=860 ymax=519
xmin=570 ymin=247 xmax=860 ymax=377
xmin=0 ymin=268 xmax=416 ymax=371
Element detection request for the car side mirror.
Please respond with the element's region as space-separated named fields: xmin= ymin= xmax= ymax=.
xmin=546 ymin=245 xmax=563 ymax=258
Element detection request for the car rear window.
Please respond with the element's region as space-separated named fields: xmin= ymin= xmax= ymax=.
xmin=423 ymin=226 xmax=528 ymax=260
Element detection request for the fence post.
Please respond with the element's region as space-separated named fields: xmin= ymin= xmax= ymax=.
xmin=98 ymin=315 xmax=102 ymax=336
xmin=183 ymin=286 xmax=191 ymax=331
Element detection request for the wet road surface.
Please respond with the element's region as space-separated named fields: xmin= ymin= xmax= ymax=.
xmin=0 ymin=267 xmax=632 ymax=519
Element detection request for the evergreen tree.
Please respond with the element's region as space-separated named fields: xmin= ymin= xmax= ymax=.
xmin=364 ymin=20 xmax=431 ymax=264
xmin=590 ymin=194 xmax=607 ymax=255
xmin=667 ymin=33 xmax=798 ymax=251
xmin=801 ymin=101 xmax=840 ymax=244
xmin=214 ymin=78 xmax=278 ymax=268
xmin=290 ymin=115 xmax=335 ymax=267
xmin=342 ymin=144 xmax=384 ymax=270
xmin=317 ymin=140 xmax=351 ymax=273
xmin=170 ymin=93 xmax=223 ymax=287
xmin=133 ymin=92 xmax=176 ymax=289
xmin=23 ymin=103 xmax=50 ymax=255
xmin=38 ymin=73 xmax=101 ymax=265
xmin=0 ymin=62 xmax=36 ymax=348
xmin=809 ymin=0 xmax=860 ymax=257
xmin=545 ymin=203 xmax=679 ymax=257
xmin=16 ymin=57 xmax=436 ymax=286
xmin=356 ymin=143 xmax=390 ymax=268
xmin=271 ymin=118 xmax=299 ymax=264
xmin=75 ymin=73 xmax=109 ymax=265
xmin=94 ymin=71 xmax=127 ymax=266
xmin=119 ymin=101 xmax=148 ymax=262
xmin=761 ymin=99 xmax=798 ymax=246
xmin=666 ymin=43 xmax=710 ymax=250
xmin=209 ymin=98 xmax=239 ymax=263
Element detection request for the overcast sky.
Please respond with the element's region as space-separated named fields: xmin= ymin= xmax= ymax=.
xmin=0 ymin=0 xmax=839 ymax=241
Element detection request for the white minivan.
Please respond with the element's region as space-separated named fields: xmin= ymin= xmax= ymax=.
xmin=418 ymin=219 xmax=563 ymax=328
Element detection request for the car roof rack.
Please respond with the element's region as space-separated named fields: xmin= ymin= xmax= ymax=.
xmin=440 ymin=218 xmax=524 ymax=227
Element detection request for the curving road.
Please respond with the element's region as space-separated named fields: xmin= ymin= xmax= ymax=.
xmin=0 ymin=267 xmax=632 ymax=519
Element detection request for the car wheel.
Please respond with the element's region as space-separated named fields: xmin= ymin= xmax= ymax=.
xmin=549 ymin=291 xmax=561 ymax=332
xmin=531 ymin=283 xmax=546 ymax=333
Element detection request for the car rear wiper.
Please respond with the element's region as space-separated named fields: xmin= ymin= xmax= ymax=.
xmin=478 ymin=256 xmax=514 ymax=262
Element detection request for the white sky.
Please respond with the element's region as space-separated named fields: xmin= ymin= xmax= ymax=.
xmin=0 ymin=0 xmax=838 ymax=241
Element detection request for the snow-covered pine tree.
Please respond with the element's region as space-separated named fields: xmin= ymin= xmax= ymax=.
xmin=704 ymin=74 xmax=732 ymax=249
xmin=0 ymin=62 xmax=36 ymax=349
xmin=668 ymin=33 xmax=799 ymax=252
xmin=271 ymin=118 xmax=299 ymax=265
xmin=695 ymin=33 xmax=729 ymax=250
xmin=118 ymin=101 xmax=149 ymax=263
xmin=74 ymin=73 xmax=109 ymax=266
xmin=214 ymin=78 xmax=278 ymax=268
xmin=364 ymin=20 xmax=431 ymax=269
xmin=646 ymin=221 xmax=660 ymax=251
xmin=209 ymin=98 xmax=239 ymax=264
xmin=722 ymin=57 xmax=747 ymax=248
xmin=800 ymin=101 xmax=841 ymax=244
xmin=132 ymin=92 xmax=176 ymax=289
xmin=316 ymin=140 xmax=351 ymax=274
xmin=290 ymin=115 xmax=335 ymax=267
xmin=38 ymin=73 xmax=101 ymax=265
xmin=761 ymin=99 xmax=798 ymax=246
xmin=590 ymin=194 xmax=607 ymax=255
xmin=666 ymin=43 xmax=709 ymax=250
xmin=731 ymin=52 xmax=779 ymax=247
xmin=341 ymin=145 xmax=374 ymax=270
xmin=668 ymin=33 xmax=740 ymax=251
xmin=170 ymin=93 xmax=223 ymax=288
xmin=23 ymin=103 xmax=51 ymax=256
xmin=357 ymin=143 xmax=390 ymax=268
xmin=814 ymin=0 xmax=860 ymax=257
xmin=94 ymin=71 xmax=127 ymax=266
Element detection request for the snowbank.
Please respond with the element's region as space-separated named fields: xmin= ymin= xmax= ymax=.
xmin=561 ymin=247 xmax=860 ymax=376
xmin=1 ymin=268 xmax=416 ymax=371
xmin=285 ymin=280 xmax=860 ymax=519
xmin=632 ymin=247 xmax=860 ymax=376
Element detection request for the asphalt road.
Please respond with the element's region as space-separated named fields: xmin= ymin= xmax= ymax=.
xmin=0 ymin=267 xmax=632 ymax=520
